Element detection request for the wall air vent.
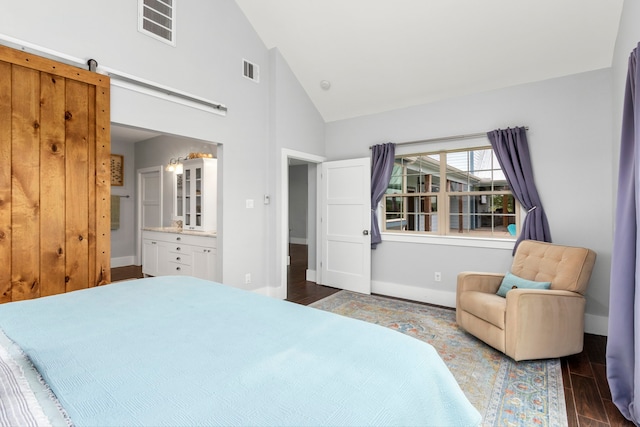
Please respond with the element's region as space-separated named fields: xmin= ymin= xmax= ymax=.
xmin=138 ymin=0 xmax=176 ymax=46
xmin=243 ymin=59 xmax=259 ymax=83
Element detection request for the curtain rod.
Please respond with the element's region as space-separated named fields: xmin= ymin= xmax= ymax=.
xmin=370 ymin=127 xmax=529 ymax=149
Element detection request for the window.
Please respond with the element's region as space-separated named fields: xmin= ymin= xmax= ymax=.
xmin=383 ymin=147 xmax=518 ymax=239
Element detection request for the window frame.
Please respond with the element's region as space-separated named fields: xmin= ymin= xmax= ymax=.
xmin=382 ymin=145 xmax=521 ymax=244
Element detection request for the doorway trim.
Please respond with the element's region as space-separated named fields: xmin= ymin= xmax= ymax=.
xmin=135 ymin=166 xmax=164 ymax=265
xmin=279 ymin=149 xmax=326 ymax=299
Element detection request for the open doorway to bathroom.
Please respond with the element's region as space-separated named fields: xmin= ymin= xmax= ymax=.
xmin=110 ymin=124 xmax=220 ymax=282
xmin=285 ymin=159 xmax=337 ymax=303
xmin=287 ymin=160 xmax=312 ymax=298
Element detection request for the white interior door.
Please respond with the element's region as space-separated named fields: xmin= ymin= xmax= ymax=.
xmin=140 ymin=169 xmax=162 ymax=228
xmin=136 ymin=166 xmax=163 ymax=264
xmin=320 ymin=158 xmax=371 ymax=294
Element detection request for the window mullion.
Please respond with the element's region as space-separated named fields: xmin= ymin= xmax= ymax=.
xmin=402 ymin=165 xmax=408 ymax=231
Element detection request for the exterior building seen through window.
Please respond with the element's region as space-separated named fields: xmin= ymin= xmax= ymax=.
xmin=384 ymin=147 xmax=519 ymax=239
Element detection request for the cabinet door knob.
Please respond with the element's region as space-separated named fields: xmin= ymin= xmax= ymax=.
xmin=176 ymin=267 xmax=181 ymax=271
xmin=176 ymin=237 xmax=181 ymax=241
xmin=176 ymin=257 xmax=181 ymax=261
xmin=176 ymin=247 xmax=181 ymax=251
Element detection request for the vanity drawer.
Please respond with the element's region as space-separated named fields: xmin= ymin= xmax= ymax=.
xmin=168 ymin=252 xmax=191 ymax=265
xmin=168 ymin=244 xmax=194 ymax=255
xmin=171 ymin=233 xmax=216 ymax=248
xmin=167 ymin=262 xmax=192 ymax=276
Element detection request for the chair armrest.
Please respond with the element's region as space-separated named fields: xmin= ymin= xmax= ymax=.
xmin=506 ymin=288 xmax=579 ymax=301
xmin=457 ymin=272 xmax=504 ymax=294
xmin=505 ymin=289 xmax=586 ymax=360
xmin=506 ymin=289 xmax=584 ymax=320
xmin=456 ymin=273 xmax=504 ymax=319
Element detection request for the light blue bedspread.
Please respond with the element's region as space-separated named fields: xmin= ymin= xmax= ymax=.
xmin=0 ymin=276 xmax=481 ymax=426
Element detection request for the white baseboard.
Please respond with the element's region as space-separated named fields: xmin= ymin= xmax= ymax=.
xmin=371 ymin=280 xmax=456 ymax=308
xmin=252 ymin=286 xmax=271 ymax=297
xmin=306 ymin=269 xmax=316 ymax=282
xmin=289 ymin=237 xmax=308 ymax=245
xmin=372 ymin=280 xmax=609 ymax=336
xmin=585 ymin=313 xmax=608 ymax=336
xmin=111 ymin=256 xmax=136 ymax=268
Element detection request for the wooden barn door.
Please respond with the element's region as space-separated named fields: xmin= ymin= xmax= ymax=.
xmin=0 ymin=45 xmax=111 ymax=302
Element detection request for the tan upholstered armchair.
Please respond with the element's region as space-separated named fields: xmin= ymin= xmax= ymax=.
xmin=456 ymin=240 xmax=596 ymax=361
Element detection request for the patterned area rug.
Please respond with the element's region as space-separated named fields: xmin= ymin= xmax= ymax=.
xmin=310 ymin=291 xmax=567 ymax=427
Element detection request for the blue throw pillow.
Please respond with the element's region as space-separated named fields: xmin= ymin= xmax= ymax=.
xmin=496 ymin=272 xmax=551 ymax=297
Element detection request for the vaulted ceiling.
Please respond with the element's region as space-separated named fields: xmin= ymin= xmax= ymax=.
xmin=234 ymin=0 xmax=624 ymax=122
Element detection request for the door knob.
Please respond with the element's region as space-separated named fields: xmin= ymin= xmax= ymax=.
xmin=363 ymin=230 xmax=369 ymax=235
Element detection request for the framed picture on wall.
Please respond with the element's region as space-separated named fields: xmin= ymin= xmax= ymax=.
xmin=111 ymin=154 xmax=124 ymax=186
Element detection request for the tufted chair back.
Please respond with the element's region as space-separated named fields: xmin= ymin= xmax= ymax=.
xmin=511 ymin=240 xmax=596 ymax=295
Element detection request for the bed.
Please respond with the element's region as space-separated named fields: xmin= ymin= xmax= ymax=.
xmin=0 ymin=276 xmax=481 ymax=427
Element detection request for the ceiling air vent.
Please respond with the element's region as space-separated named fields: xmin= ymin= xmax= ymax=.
xmin=138 ymin=0 xmax=176 ymax=46
xmin=243 ymin=59 xmax=259 ymax=83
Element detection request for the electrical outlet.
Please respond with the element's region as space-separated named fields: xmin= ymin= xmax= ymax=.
xmin=434 ymin=272 xmax=442 ymax=282
xmin=245 ymin=273 xmax=252 ymax=284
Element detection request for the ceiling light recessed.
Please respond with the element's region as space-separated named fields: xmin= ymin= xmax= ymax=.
xmin=320 ymin=80 xmax=331 ymax=90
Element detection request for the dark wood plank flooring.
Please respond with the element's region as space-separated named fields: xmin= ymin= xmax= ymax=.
xmin=111 ymin=265 xmax=144 ymax=282
xmin=285 ymin=243 xmax=339 ymax=305
xmin=112 ymin=244 xmax=634 ymax=427
xmin=563 ymin=335 xmax=634 ymax=426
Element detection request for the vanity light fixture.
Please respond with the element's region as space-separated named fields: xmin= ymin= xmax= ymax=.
xmin=165 ymin=159 xmax=177 ymax=172
xmin=165 ymin=155 xmax=189 ymax=173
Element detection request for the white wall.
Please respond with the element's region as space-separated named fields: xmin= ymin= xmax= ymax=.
xmin=326 ymin=69 xmax=613 ymax=334
xmin=268 ymin=48 xmax=326 ymax=295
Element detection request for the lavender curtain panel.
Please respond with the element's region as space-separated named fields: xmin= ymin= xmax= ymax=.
xmin=371 ymin=143 xmax=395 ymax=249
xmin=607 ymin=44 xmax=640 ymax=425
xmin=487 ymin=127 xmax=551 ymax=252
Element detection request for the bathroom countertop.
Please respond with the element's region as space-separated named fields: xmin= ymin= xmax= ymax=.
xmin=143 ymin=227 xmax=217 ymax=237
